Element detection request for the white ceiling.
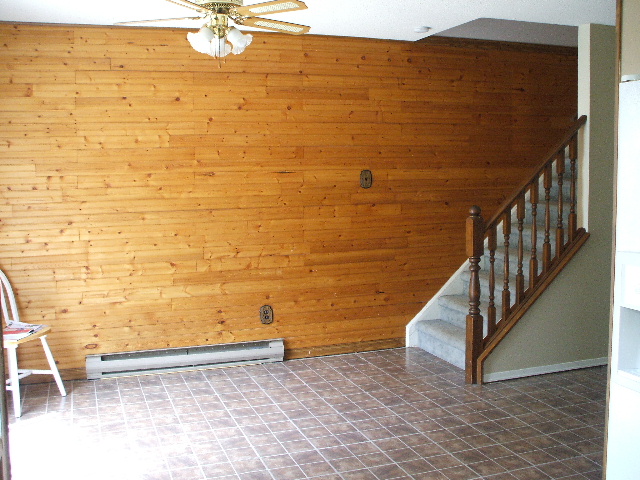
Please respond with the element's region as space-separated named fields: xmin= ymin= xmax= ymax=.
xmin=0 ymin=0 xmax=616 ymax=46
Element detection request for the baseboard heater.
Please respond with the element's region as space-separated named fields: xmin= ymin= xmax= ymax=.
xmin=85 ymin=338 xmax=284 ymax=380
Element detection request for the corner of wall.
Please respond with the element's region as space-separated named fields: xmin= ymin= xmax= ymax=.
xmin=483 ymin=24 xmax=617 ymax=382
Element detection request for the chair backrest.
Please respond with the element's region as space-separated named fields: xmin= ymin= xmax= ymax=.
xmin=0 ymin=270 xmax=20 ymax=326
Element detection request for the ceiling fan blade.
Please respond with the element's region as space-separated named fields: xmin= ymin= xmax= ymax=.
xmin=115 ymin=16 xmax=202 ymax=25
xmin=234 ymin=0 xmax=308 ymax=17
xmin=164 ymin=0 xmax=209 ymax=14
xmin=240 ymin=16 xmax=310 ymax=35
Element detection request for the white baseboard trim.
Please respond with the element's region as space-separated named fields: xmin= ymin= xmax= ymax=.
xmin=483 ymin=357 xmax=609 ymax=383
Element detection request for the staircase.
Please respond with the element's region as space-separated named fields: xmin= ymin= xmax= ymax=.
xmin=407 ymin=116 xmax=589 ymax=383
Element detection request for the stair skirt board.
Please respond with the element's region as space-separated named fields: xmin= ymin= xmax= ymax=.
xmin=86 ymin=339 xmax=285 ymax=379
xmin=483 ymin=357 xmax=608 ymax=383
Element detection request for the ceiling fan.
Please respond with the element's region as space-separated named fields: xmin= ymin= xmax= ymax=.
xmin=117 ymin=0 xmax=310 ymax=58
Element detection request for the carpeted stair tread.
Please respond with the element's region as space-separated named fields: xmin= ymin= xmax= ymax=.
xmin=415 ymin=319 xmax=465 ymax=370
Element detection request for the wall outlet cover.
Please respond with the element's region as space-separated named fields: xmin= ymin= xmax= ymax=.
xmin=260 ymin=305 xmax=274 ymax=324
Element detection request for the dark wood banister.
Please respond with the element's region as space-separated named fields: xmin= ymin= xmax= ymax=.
xmin=465 ymin=115 xmax=589 ymax=384
xmin=484 ymin=116 xmax=587 ymax=230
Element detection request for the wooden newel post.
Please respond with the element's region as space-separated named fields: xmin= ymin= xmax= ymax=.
xmin=466 ymin=205 xmax=484 ymax=384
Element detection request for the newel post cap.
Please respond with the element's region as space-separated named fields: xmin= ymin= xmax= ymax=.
xmin=469 ymin=205 xmax=482 ymax=217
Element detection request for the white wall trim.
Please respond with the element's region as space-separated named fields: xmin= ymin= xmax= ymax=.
xmin=483 ymin=357 xmax=608 ymax=383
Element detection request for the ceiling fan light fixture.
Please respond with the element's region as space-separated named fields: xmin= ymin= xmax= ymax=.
xmin=227 ymin=27 xmax=253 ymax=54
xmin=187 ymin=25 xmax=215 ymax=54
xmin=167 ymin=0 xmax=310 ymax=60
xmin=210 ymin=36 xmax=232 ymax=57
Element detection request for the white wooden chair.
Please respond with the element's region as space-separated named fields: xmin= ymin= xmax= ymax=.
xmin=1 ymin=270 xmax=66 ymax=417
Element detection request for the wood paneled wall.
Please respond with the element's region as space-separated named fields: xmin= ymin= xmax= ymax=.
xmin=0 ymin=23 xmax=577 ymax=377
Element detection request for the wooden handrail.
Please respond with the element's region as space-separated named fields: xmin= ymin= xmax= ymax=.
xmin=485 ymin=116 xmax=587 ymax=230
xmin=465 ymin=116 xmax=588 ymax=384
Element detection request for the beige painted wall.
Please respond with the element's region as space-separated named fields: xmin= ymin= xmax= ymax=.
xmin=621 ymin=0 xmax=640 ymax=76
xmin=483 ymin=24 xmax=616 ymax=380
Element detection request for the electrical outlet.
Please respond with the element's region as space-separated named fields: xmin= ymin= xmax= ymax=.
xmin=260 ymin=305 xmax=274 ymax=324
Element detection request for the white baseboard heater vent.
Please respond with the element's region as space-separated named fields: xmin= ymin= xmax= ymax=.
xmin=86 ymin=338 xmax=284 ymax=379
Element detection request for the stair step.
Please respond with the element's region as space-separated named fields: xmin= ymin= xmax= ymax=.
xmin=532 ymin=179 xmax=573 ymax=202
xmin=437 ymin=295 xmax=470 ymax=329
xmin=521 ymin=212 xmax=572 ymax=241
xmin=480 ymin=250 xmax=533 ymax=277
xmin=461 ymin=269 xmax=518 ymax=304
xmin=481 ymin=245 xmax=549 ymax=277
xmin=411 ymin=154 xmax=580 ymax=371
xmin=415 ymin=319 xmax=465 ymax=370
xmin=523 ymin=198 xmax=571 ymax=223
xmin=497 ymin=183 xmax=573 ymax=230
xmin=438 ymin=294 xmax=503 ymax=332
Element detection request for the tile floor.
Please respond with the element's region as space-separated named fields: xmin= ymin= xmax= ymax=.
xmin=7 ymin=348 xmax=606 ymax=480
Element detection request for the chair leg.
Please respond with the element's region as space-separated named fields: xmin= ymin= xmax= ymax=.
xmin=40 ymin=336 xmax=66 ymax=397
xmin=6 ymin=345 xmax=22 ymax=418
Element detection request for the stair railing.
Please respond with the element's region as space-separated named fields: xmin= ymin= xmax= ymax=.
xmin=466 ymin=115 xmax=589 ymax=384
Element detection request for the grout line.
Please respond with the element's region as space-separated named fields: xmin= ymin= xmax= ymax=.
xmin=7 ymin=351 xmax=607 ymax=480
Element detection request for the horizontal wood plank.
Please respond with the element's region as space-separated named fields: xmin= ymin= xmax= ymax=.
xmin=0 ymin=23 xmax=577 ymax=373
